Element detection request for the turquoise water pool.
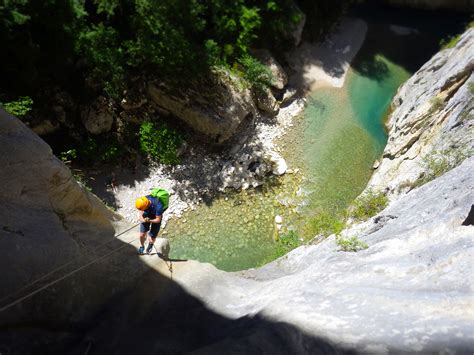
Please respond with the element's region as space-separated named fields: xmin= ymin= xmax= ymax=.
xmin=164 ymin=54 xmax=410 ymax=271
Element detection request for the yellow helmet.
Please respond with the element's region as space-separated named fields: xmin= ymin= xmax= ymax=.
xmin=135 ymin=196 xmax=150 ymax=210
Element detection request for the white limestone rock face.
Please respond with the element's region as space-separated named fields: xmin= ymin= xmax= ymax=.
xmin=367 ymin=28 xmax=474 ymax=196
xmin=287 ymin=18 xmax=368 ymax=90
xmin=175 ymin=158 xmax=474 ymax=354
xmin=0 ymin=108 xmax=136 ymax=325
xmin=147 ymin=69 xmax=255 ymax=144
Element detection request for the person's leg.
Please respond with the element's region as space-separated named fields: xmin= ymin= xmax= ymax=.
xmin=139 ymin=223 xmax=150 ymax=254
xmin=146 ymin=223 xmax=161 ymax=254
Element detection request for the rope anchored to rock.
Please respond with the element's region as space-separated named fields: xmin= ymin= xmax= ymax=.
xmin=0 ymin=223 xmax=180 ymax=314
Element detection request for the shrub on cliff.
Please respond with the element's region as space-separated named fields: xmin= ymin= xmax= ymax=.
xmin=139 ymin=121 xmax=183 ymax=165
xmin=349 ymin=189 xmax=388 ymax=221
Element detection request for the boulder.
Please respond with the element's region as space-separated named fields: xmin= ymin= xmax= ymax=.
xmin=255 ymin=87 xmax=280 ymax=115
xmin=154 ymin=237 xmax=170 ymax=259
xmin=31 ymin=119 xmax=59 ymax=135
xmin=251 ymin=49 xmax=288 ymax=90
xmin=148 ymin=70 xmax=255 ymax=144
xmin=265 ymin=151 xmax=287 ymax=175
xmin=81 ymin=96 xmax=115 ymax=134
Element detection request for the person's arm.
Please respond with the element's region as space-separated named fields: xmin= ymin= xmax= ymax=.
xmin=138 ymin=210 xmax=148 ymax=223
xmin=148 ymin=215 xmax=162 ymax=224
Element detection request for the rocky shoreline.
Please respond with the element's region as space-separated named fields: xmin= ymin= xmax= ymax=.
xmin=89 ymin=17 xmax=369 ymax=228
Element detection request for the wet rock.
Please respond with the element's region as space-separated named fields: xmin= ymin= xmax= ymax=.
xmin=265 ymin=151 xmax=287 ymax=175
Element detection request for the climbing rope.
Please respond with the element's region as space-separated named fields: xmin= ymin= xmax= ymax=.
xmin=153 ymin=245 xmax=174 ymax=280
xmin=0 ymin=222 xmax=141 ymax=314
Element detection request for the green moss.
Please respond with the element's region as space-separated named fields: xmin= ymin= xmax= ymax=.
xmin=429 ymin=96 xmax=444 ymax=114
xmin=468 ymin=82 xmax=474 ymax=94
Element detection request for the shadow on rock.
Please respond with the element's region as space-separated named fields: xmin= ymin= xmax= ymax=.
xmin=0 ymin=240 xmax=353 ymax=355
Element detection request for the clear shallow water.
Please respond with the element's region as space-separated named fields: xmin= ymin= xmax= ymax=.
xmin=291 ymin=58 xmax=410 ymax=218
xmin=165 ymin=175 xmax=304 ymax=271
xmin=165 ymin=55 xmax=410 ymax=271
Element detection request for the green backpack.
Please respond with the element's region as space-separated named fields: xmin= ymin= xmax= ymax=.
xmin=150 ymin=188 xmax=170 ymax=211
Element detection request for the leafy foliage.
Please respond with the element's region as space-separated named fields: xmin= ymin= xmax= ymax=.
xmin=335 ymin=235 xmax=368 ymax=252
xmin=238 ymin=55 xmax=274 ymax=92
xmin=2 ymin=96 xmax=33 ymax=117
xmin=261 ymin=230 xmax=301 ymax=265
xmin=77 ymin=24 xmax=125 ymax=98
xmin=60 ymin=137 xmax=123 ymax=165
xmin=139 ymin=121 xmax=183 ymax=165
xmin=440 ymin=21 xmax=474 ymax=49
xmin=304 ymin=211 xmax=345 ymax=239
xmin=413 ymin=148 xmax=470 ymax=188
xmin=0 ymin=0 xmax=345 ymax=102
xmin=349 ymin=190 xmax=388 ymax=221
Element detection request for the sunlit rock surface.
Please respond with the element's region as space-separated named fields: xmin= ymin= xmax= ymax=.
xmin=367 ymin=28 xmax=474 ymax=196
xmin=171 ymin=158 xmax=473 ymax=354
xmin=147 ymin=70 xmax=255 ymax=144
xmin=1 ymin=28 xmax=473 ymax=355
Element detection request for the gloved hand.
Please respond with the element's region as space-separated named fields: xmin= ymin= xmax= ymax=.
xmin=144 ymin=217 xmax=151 ymax=223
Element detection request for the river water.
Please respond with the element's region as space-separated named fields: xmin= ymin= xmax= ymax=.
xmin=164 ymin=11 xmax=465 ymax=271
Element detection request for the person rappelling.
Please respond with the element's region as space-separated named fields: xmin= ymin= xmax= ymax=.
xmin=135 ymin=188 xmax=169 ymax=255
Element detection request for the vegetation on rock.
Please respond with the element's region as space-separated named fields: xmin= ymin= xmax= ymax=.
xmin=348 ymin=189 xmax=388 ymax=221
xmin=0 ymin=0 xmax=347 ymax=167
xmin=139 ymin=121 xmax=183 ymax=165
xmin=412 ymin=148 xmax=470 ymax=188
xmin=440 ymin=21 xmax=474 ymax=49
xmin=1 ymin=96 xmax=33 ymax=117
xmin=262 ymin=230 xmax=301 ymax=264
xmin=335 ymin=235 xmax=368 ymax=252
xmin=304 ymin=211 xmax=345 ymax=239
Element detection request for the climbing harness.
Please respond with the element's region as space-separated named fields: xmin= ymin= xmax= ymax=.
xmin=0 ymin=222 xmax=141 ymax=314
